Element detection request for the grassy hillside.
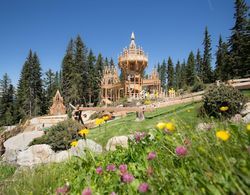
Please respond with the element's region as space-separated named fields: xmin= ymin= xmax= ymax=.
xmin=1 ymin=100 xmax=249 ymax=195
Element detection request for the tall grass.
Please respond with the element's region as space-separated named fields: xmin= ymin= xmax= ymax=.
xmin=1 ymin=109 xmax=249 ymax=194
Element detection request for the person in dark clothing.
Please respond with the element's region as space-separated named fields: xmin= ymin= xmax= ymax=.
xmin=78 ymin=110 xmax=84 ymax=125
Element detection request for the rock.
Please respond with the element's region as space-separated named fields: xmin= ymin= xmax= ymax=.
xmin=243 ymin=113 xmax=250 ymax=123
xmin=196 ymin=123 xmax=214 ymax=131
xmin=3 ymin=131 xmax=44 ymax=163
xmin=17 ymin=144 xmax=54 ymax=166
xmin=230 ymin=114 xmax=243 ymax=123
xmin=106 ymin=136 xmax=129 ymax=151
xmin=52 ymin=150 xmax=71 ymax=163
xmin=70 ymin=139 xmax=102 ymax=156
xmin=241 ymin=102 xmax=250 ymax=116
xmin=5 ymin=138 xmax=102 ymax=166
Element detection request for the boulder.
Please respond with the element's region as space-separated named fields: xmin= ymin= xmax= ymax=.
xmin=241 ymin=102 xmax=250 ymax=116
xmin=230 ymin=114 xmax=243 ymax=123
xmin=243 ymin=113 xmax=250 ymax=123
xmin=70 ymin=139 xmax=102 ymax=156
xmin=6 ymin=138 xmax=102 ymax=166
xmin=106 ymin=136 xmax=129 ymax=151
xmin=3 ymin=131 xmax=44 ymax=163
xmin=196 ymin=123 xmax=214 ymax=131
xmin=51 ymin=150 xmax=71 ymax=163
xmin=17 ymin=144 xmax=54 ymax=166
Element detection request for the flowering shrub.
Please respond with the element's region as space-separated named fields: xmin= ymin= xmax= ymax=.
xmin=200 ymin=84 xmax=246 ymax=118
xmin=30 ymin=119 xmax=84 ymax=151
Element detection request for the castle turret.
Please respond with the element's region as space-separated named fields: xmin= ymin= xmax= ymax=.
xmin=118 ymin=32 xmax=148 ymax=98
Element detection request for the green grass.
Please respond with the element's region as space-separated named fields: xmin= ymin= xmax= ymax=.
xmin=241 ymin=89 xmax=250 ymax=99
xmin=0 ymin=163 xmax=16 ymax=182
xmin=88 ymin=102 xmax=202 ymax=146
xmin=1 ymin=101 xmax=249 ymax=194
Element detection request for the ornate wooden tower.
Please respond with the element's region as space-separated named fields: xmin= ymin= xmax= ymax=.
xmin=118 ymin=32 xmax=148 ymax=98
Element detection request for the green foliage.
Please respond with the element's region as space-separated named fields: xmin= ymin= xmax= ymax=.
xmin=61 ymin=36 xmax=104 ymax=107
xmin=16 ymin=50 xmax=45 ymax=119
xmin=202 ymin=27 xmax=213 ymax=83
xmin=200 ymin=84 xmax=247 ymax=118
xmin=0 ymin=163 xmax=16 ymax=182
xmin=186 ymin=51 xmax=196 ymax=86
xmin=167 ymin=57 xmax=174 ymax=89
xmin=43 ymin=69 xmax=58 ymax=112
xmin=158 ymin=60 xmax=167 ymax=90
xmin=2 ymin=115 xmax=250 ymax=194
xmin=215 ymin=36 xmax=229 ymax=81
xmin=195 ymin=49 xmax=202 ymax=79
xmin=191 ymin=80 xmax=205 ymax=92
xmin=174 ymin=60 xmax=181 ymax=89
xmin=30 ymin=119 xmax=84 ymax=151
xmin=227 ymin=0 xmax=250 ymax=78
xmin=0 ymin=73 xmax=16 ymax=126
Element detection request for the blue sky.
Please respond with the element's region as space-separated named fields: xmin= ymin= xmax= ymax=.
xmin=0 ymin=0 xmax=247 ymax=86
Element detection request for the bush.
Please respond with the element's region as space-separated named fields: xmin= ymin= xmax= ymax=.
xmin=30 ymin=119 xmax=84 ymax=152
xmin=191 ymin=81 xmax=205 ymax=92
xmin=200 ymin=84 xmax=247 ymax=118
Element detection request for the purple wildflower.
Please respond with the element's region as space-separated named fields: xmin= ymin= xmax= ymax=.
xmin=175 ymin=146 xmax=188 ymax=157
xmin=96 ymin=166 xmax=103 ymax=175
xmin=82 ymin=187 xmax=92 ymax=195
xmin=110 ymin=192 xmax=117 ymax=195
xmin=138 ymin=183 xmax=149 ymax=193
xmin=147 ymin=152 xmax=156 ymax=160
xmin=122 ymin=173 xmax=134 ymax=183
xmin=106 ymin=164 xmax=116 ymax=172
xmin=134 ymin=131 xmax=146 ymax=142
xmin=119 ymin=164 xmax=127 ymax=174
xmin=55 ymin=182 xmax=70 ymax=195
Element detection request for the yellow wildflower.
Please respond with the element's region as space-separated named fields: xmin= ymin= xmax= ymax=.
xmin=156 ymin=122 xmax=166 ymax=130
xmin=219 ymin=106 xmax=229 ymax=112
xmin=70 ymin=140 xmax=78 ymax=147
xmin=187 ymin=109 xmax=191 ymax=113
xmin=103 ymin=115 xmax=110 ymax=121
xmin=165 ymin=122 xmax=175 ymax=132
xmin=216 ymin=130 xmax=230 ymax=141
xmin=247 ymin=123 xmax=250 ymax=131
xmin=95 ymin=118 xmax=105 ymax=126
xmin=78 ymin=128 xmax=89 ymax=136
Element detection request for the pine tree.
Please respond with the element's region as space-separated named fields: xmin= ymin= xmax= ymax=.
xmin=180 ymin=60 xmax=187 ymax=89
xmin=54 ymin=71 xmax=61 ymax=91
xmin=62 ymin=39 xmax=75 ymax=107
xmin=16 ymin=50 xmax=44 ymax=118
xmin=44 ymin=69 xmax=57 ymax=111
xmin=110 ymin=58 xmax=115 ymax=68
xmin=228 ymin=0 xmax=250 ymax=78
xmin=160 ymin=60 xmax=167 ymax=90
xmin=0 ymin=73 xmax=15 ymax=126
xmin=215 ymin=36 xmax=229 ymax=81
xmin=72 ymin=35 xmax=88 ymax=105
xmin=186 ymin=51 xmax=196 ymax=86
xmin=32 ymin=52 xmax=45 ymax=115
xmin=202 ymin=27 xmax=213 ymax=83
xmin=175 ymin=60 xmax=182 ymax=89
xmin=93 ymin=54 xmax=104 ymax=105
xmin=167 ymin=57 xmax=174 ymax=89
xmin=195 ymin=49 xmax=202 ymax=80
xmin=86 ymin=49 xmax=96 ymax=104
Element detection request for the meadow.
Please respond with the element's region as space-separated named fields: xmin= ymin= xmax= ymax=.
xmin=0 ymin=96 xmax=249 ymax=195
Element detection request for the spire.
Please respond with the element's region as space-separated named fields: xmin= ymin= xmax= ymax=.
xmin=131 ymin=32 xmax=135 ymax=40
xmin=129 ymin=32 xmax=136 ymax=48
